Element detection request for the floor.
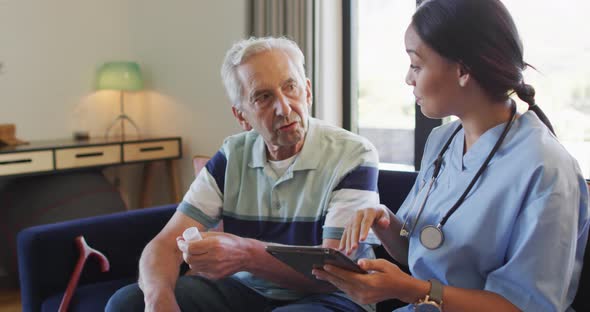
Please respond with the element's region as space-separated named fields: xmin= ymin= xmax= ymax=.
xmin=0 ymin=288 xmax=21 ymax=312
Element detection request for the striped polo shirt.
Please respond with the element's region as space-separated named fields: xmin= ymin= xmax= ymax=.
xmin=178 ymin=117 xmax=380 ymax=304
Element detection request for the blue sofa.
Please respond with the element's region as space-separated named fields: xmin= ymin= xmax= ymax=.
xmin=16 ymin=170 xmax=589 ymax=311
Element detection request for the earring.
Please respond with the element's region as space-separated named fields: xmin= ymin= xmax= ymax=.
xmin=458 ymin=75 xmax=469 ymax=87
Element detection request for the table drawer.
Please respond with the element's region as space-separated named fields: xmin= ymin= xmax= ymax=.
xmin=56 ymin=145 xmax=121 ymax=169
xmin=0 ymin=151 xmax=54 ymax=175
xmin=124 ymin=140 xmax=180 ymax=162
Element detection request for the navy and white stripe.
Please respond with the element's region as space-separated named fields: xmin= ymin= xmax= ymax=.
xmin=333 ymin=165 xmax=379 ymax=192
xmin=205 ymin=150 xmax=227 ymax=194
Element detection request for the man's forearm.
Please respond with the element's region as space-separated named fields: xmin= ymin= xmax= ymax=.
xmin=243 ymin=238 xmax=336 ymax=293
xmin=138 ymin=238 xmax=184 ymax=298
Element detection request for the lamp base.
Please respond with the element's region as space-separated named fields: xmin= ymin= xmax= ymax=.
xmin=104 ymin=114 xmax=140 ymax=139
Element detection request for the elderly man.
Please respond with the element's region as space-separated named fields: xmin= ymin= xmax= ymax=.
xmin=106 ymin=37 xmax=380 ymax=312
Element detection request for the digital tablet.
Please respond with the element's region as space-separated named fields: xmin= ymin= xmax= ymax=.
xmin=265 ymin=245 xmax=367 ymax=280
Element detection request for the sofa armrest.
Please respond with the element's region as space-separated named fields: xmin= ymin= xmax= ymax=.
xmin=17 ymin=204 xmax=176 ymax=312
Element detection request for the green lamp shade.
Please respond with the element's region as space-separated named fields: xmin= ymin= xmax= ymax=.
xmin=96 ymin=61 xmax=144 ymax=91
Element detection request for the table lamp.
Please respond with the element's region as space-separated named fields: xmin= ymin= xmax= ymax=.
xmin=96 ymin=61 xmax=144 ymax=139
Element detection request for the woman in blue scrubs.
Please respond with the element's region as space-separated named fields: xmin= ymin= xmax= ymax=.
xmin=312 ymin=0 xmax=589 ymax=311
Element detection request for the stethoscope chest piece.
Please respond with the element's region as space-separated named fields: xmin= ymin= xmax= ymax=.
xmin=420 ymin=225 xmax=444 ymax=250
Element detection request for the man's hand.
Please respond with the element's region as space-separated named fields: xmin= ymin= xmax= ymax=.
xmin=176 ymin=232 xmax=251 ymax=280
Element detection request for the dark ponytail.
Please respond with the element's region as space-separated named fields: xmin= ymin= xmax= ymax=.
xmin=514 ymin=82 xmax=555 ymax=135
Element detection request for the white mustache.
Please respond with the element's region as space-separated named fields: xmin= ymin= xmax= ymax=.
xmin=275 ymin=114 xmax=301 ymax=129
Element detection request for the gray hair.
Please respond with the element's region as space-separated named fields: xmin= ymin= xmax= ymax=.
xmin=220 ymin=36 xmax=306 ymax=108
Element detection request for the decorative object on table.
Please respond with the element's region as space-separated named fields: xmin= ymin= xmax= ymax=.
xmin=0 ymin=123 xmax=28 ymax=146
xmin=72 ymin=130 xmax=90 ymax=141
xmin=96 ymin=61 xmax=144 ymax=139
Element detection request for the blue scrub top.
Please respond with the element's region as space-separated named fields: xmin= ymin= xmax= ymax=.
xmin=395 ymin=111 xmax=589 ymax=312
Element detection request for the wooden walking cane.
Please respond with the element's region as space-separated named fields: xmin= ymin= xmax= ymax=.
xmin=58 ymin=236 xmax=110 ymax=312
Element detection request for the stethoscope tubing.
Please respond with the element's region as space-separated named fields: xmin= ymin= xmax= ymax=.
xmin=400 ymin=101 xmax=517 ymax=246
xmin=410 ymin=176 xmax=436 ymax=235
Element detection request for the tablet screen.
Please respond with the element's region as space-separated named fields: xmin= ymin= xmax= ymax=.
xmin=265 ymin=245 xmax=367 ymax=280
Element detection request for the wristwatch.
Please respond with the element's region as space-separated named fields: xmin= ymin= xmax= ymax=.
xmin=414 ymin=279 xmax=443 ymax=312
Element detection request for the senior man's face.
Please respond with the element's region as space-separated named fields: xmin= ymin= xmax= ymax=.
xmin=233 ymin=49 xmax=312 ymax=160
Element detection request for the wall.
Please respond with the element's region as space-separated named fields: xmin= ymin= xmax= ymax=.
xmin=0 ymin=0 xmax=247 ymax=208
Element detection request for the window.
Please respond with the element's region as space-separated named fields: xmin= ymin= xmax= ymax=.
xmin=349 ymin=0 xmax=590 ymax=178
xmin=348 ymin=0 xmax=439 ymax=171
xmin=357 ymin=0 xmax=415 ymax=170
xmin=503 ymin=0 xmax=590 ymax=178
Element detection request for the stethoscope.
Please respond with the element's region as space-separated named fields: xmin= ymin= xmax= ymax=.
xmin=400 ymin=102 xmax=517 ymax=250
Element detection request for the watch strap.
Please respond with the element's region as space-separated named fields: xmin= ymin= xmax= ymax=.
xmin=428 ymin=279 xmax=443 ymax=305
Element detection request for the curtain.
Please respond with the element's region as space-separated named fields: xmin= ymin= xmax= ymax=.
xmin=250 ymin=0 xmax=318 ymax=114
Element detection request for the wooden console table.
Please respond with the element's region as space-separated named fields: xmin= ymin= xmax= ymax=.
xmin=0 ymin=136 xmax=182 ymax=208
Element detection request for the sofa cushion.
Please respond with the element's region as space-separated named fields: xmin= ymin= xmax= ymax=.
xmin=41 ymin=278 xmax=134 ymax=312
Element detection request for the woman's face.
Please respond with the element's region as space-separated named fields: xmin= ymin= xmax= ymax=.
xmin=404 ymin=24 xmax=463 ymax=119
